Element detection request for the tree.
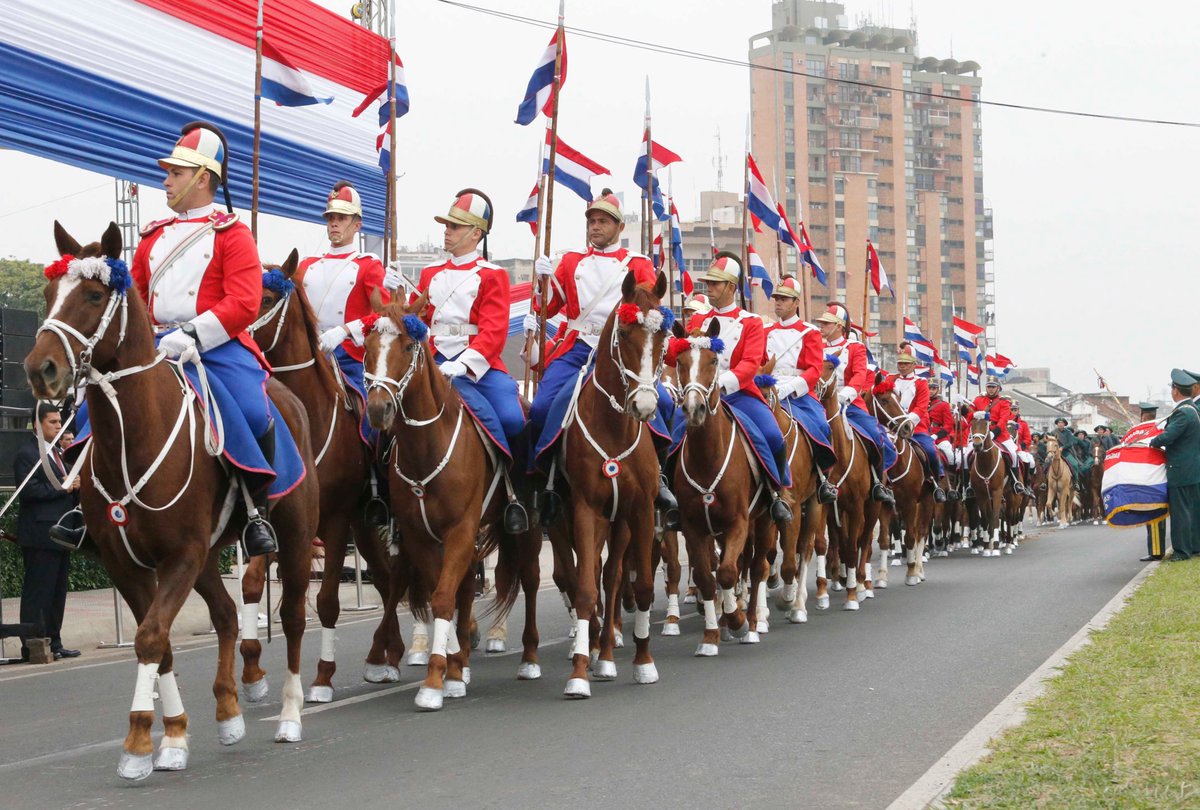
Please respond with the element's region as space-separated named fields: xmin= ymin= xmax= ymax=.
xmin=0 ymin=258 xmax=47 ymax=316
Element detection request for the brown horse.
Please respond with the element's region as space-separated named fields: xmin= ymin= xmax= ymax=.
xmin=26 ymin=222 xmax=316 ymax=780
xmin=670 ymin=320 xmax=776 ymax=654
xmin=547 ymin=271 xmax=670 ymax=696
xmin=363 ymin=296 xmax=530 ymax=711
xmin=814 ymin=362 xmax=878 ymax=610
xmin=247 ymin=250 xmax=400 ymax=702
xmin=1042 ymin=437 xmax=1074 ymax=527
xmin=968 ymin=412 xmax=1007 ymax=556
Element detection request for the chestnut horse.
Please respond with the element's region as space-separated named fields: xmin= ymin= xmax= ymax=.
xmin=814 ymin=362 xmax=878 ymax=610
xmin=1043 ymin=437 xmax=1075 ymax=528
xmin=26 ymin=223 xmax=316 ymax=780
xmin=968 ymin=412 xmax=1008 ymax=556
xmin=248 ymin=250 xmax=399 ymax=702
xmin=670 ymin=320 xmax=776 ymax=655
xmin=548 ymin=271 xmax=671 ymax=697
xmin=363 ymin=298 xmax=531 ymax=711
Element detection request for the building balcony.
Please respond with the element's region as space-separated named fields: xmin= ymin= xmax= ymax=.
xmin=831 ymin=116 xmax=880 ymax=130
xmin=829 ymin=144 xmax=879 ymax=153
xmin=924 ymin=110 xmax=951 ymax=127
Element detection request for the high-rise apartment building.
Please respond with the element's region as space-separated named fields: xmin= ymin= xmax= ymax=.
xmin=750 ymin=0 xmax=993 ymax=366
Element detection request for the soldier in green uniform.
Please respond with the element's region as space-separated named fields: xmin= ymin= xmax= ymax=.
xmin=1137 ymin=402 xmax=1166 ymax=561
xmin=1052 ymin=417 xmax=1087 ymax=487
xmin=1149 ymin=370 xmax=1200 ymax=561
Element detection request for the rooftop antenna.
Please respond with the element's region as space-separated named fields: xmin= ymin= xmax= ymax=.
xmin=713 ymin=127 xmax=726 ymax=192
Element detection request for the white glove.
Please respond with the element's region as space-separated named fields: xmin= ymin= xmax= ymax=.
xmin=522 ymin=312 xmax=539 ymax=335
xmin=534 ymin=255 xmax=554 ymax=277
xmin=791 ymin=377 xmax=810 ymax=398
xmin=952 ymin=393 xmax=969 ymax=406
xmin=439 ymin=360 xmax=469 ymax=379
xmin=383 ymin=264 xmax=406 ymax=292
xmin=774 ymin=377 xmax=798 ymax=399
xmin=159 ymin=329 xmax=197 ymax=360
xmin=521 ymin=336 xmax=541 ymax=366
xmin=906 ymin=412 xmax=920 ymax=427
xmin=718 ymin=370 xmax=740 ymax=395
xmin=837 ymin=385 xmax=857 ymax=406
xmin=318 ymin=326 xmax=347 ymax=353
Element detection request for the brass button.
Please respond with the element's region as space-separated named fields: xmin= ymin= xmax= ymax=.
xmin=203 ymin=253 xmax=211 ymax=259
xmin=188 ymin=290 xmax=196 ymax=296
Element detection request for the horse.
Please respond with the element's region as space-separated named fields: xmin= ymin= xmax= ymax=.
xmin=1086 ymin=440 xmax=1106 ymax=525
xmin=26 ymin=222 xmax=317 ymax=780
xmin=868 ymin=380 xmax=933 ymax=587
xmin=814 ymin=361 xmax=878 ymax=610
xmin=967 ymin=412 xmax=1008 ymax=556
xmin=545 ymin=270 xmax=671 ymax=696
xmin=1042 ymin=437 xmax=1074 ymax=527
xmin=669 ymin=320 xmax=777 ymax=655
xmin=247 ymin=249 xmax=400 ymax=702
xmin=362 ymin=295 xmax=532 ymax=711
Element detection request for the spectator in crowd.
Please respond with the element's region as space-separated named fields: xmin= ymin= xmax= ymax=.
xmin=11 ymin=403 xmax=81 ymax=661
xmin=1149 ymin=370 xmax=1200 ymax=562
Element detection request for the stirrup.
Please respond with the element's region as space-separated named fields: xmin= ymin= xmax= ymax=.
xmin=770 ymin=494 xmax=794 ymax=523
xmin=817 ymin=481 xmax=839 ymax=504
xmin=242 ymin=515 xmax=278 ymax=557
xmin=364 ymin=497 xmax=390 ymax=527
xmin=933 ymin=486 xmax=947 ymax=504
xmin=48 ymin=509 xmax=87 ymax=551
xmin=503 ymin=500 xmax=530 ymax=535
xmin=871 ymin=482 xmax=895 ymax=504
xmin=538 ymin=488 xmax=564 ymax=525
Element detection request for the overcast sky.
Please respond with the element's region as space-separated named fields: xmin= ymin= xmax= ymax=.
xmin=2 ymin=0 xmax=1196 ymax=399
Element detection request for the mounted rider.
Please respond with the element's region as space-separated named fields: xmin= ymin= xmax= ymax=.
xmin=684 ymin=251 xmax=792 ymax=522
xmin=928 ymin=380 xmax=958 ymax=486
xmin=407 ymin=189 xmax=530 ymax=534
xmin=527 ymin=188 xmax=676 ymax=524
xmin=881 ymin=350 xmax=947 ymax=502
xmin=763 ymin=277 xmax=837 ymax=503
xmin=814 ymin=303 xmax=896 ymax=504
xmin=1008 ymin=401 xmax=1038 ymax=484
xmin=1051 ymin=416 xmax=1089 ymax=488
xmin=969 ymin=378 xmax=1028 ymax=495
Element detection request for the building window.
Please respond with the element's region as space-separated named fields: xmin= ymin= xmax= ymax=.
xmin=784 ymin=81 xmax=794 ymax=100
xmin=809 ymin=130 xmax=826 ymax=148
xmin=807 ymin=107 xmax=825 ymax=125
xmin=785 ymin=128 xmax=795 ymax=146
xmin=834 ymin=176 xmax=845 ymax=195
xmin=836 ymin=270 xmax=847 ymax=289
xmin=835 ymin=224 xmax=845 ymax=242
xmin=785 ymin=152 xmax=795 ymax=169
xmin=807 ymin=84 xmax=824 ymax=102
xmin=809 ymin=155 xmax=825 ymax=173
xmin=872 ymin=65 xmax=890 ymax=78
xmin=835 ymin=200 xmax=845 ymax=218
xmin=782 ymin=54 xmax=793 ymax=71
xmin=841 ymin=155 xmax=861 ymax=172
xmin=839 ymin=131 xmax=861 ymax=149
xmin=868 ymin=202 xmax=878 ymax=220
xmin=805 ymin=58 xmax=825 ymax=77
xmin=785 ymin=104 xmax=794 ymax=122
xmin=837 ymin=62 xmax=860 ymax=80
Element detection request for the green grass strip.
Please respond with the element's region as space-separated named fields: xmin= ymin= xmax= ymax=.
xmin=944 ymin=560 xmax=1200 ymax=809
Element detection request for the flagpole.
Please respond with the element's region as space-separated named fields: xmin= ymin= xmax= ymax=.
xmin=523 ymin=133 xmax=548 ymax=394
xmin=251 ymin=0 xmax=264 ymax=239
xmin=665 ymin=180 xmax=675 ymax=311
xmin=1093 ymin=368 xmax=1136 ymax=424
xmin=861 ymin=239 xmax=871 ymax=352
xmin=643 ymin=77 xmax=654 ymax=256
xmin=535 ymin=1 xmax=566 ymax=387
xmin=771 ymin=168 xmax=784 ymax=305
xmin=387 ymin=4 xmax=399 ymax=263
xmin=740 ymin=116 xmax=750 ymax=312
xmin=798 ymin=224 xmax=810 ymax=321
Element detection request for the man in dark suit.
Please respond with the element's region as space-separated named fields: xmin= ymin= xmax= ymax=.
xmin=1149 ymin=370 xmax=1200 ymax=562
xmin=12 ymin=403 xmax=81 ymax=661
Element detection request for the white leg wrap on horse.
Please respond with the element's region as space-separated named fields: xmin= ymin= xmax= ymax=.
xmin=816 ymin=555 xmax=827 ymax=579
xmin=320 ymin=627 xmax=336 ymax=662
xmin=279 ymin=672 xmax=303 ymax=724
xmin=721 ymin=588 xmax=737 ymax=615
xmin=755 ymin=582 xmax=768 ymax=618
xmin=783 ymin=581 xmax=797 ymax=603
xmin=907 ymin=547 xmax=917 ymax=565
xmin=412 ymin=619 xmax=429 ymax=639
xmin=634 ymin=609 xmax=651 ymax=640
xmin=241 ymin=602 xmax=260 ymax=641
xmin=131 ymin=662 xmax=159 ymax=713
xmin=157 ymin=671 xmax=184 ymax=718
xmin=666 ymin=594 xmax=680 ymax=619
xmin=703 ymin=599 xmax=718 ymax=630
xmin=865 ymin=562 xmax=873 ymax=582
xmin=571 ymin=618 xmax=591 ymax=658
xmin=846 ymin=568 xmax=857 ymax=589
xmin=839 ymin=563 xmax=848 ymax=578
xmin=431 ymin=618 xmax=453 ymax=659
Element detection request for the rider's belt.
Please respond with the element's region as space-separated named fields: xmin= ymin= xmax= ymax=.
xmin=428 ymin=323 xmax=479 ymax=337
xmin=566 ymin=319 xmax=605 ymax=336
xmin=774 ymin=369 xmax=798 ymax=377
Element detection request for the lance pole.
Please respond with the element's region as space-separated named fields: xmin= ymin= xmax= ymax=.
xmin=535 ymin=1 xmax=565 ymax=387
xmin=643 ymin=78 xmax=654 ymax=256
xmin=1093 ymin=368 xmax=1136 ymax=424
xmin=523 ymin=134 xmax=548 ymax=393
xmin=740 ymin=116 xmax=750 ymax=312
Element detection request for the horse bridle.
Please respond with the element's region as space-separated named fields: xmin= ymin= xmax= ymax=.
xmin=38 ymin=282 xmax=129 ymax=383
xmin=363 ymin=329 xmax=445 ymax=427
xmin=871 ymin=394 xmax=914 ymax=439
xmin=679 ymin=354 xmax=720 ymax=417
xmin=591 ymin=310 xmax=667 ymax=415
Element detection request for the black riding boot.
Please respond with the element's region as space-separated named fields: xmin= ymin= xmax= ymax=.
xmin=656 ymin=449 xmax=680 ymax=530
xmin=932 ymin=479 xmax=948 ymax=503
xmin=817 ymin=471 xmax=839 ymax=504
xmin=242 ymin=421 xmax=279 ymax=558
xmin=364 ymin=437 xmax=391 ymax=527
xmin=871 ymin=464 xmax=895 ymax=504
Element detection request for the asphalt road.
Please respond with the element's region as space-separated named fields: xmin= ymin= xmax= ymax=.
xmin=0 ymin=522 xmax=1145 ymax=809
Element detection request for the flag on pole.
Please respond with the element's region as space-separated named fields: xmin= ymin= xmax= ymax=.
xmin=953 ymin=315 xmax=986 ymax=349
xmin=633 ymin=133 xmax=682 ymax=221
xmin=799 ymin=223 xmax=827 ymax=286
xmin=866 ymin=240 xmax=894 ymax=298
xmin=776 ymin=203 xmax=808 ymax=250
xmin=514 ymin=30 xmax=566 ymax=125
xmin=509 ymin=282 xmax=564 ymax=337
xmin=515 ymin=182 xmax=538 ymax=234
xmin=669 ymin=200 xmax=691 ymax=294
xmin=749 ymin=212 xmax=763 ymax=233
xmin=966 ymin=364 xmax=980 ymax=386
xmin=543 ymin=132 xmax=610 ymax=201
xmin=652 ymin=233 xmax=663 ymax=269
xmin=746 ymin=154 xmax=782 ymax=233
xmin=261 ymin=40 xmax=334 ymax=106
xmin=915 ymin=366 xmax=932 ymax=380
xmin=743 ymin=244 xmax=774 ymax=298
xmin=986 ymin=354 xmax=1014 ymax=377
xmin=937 ymin=357 xmax=956 ymax=385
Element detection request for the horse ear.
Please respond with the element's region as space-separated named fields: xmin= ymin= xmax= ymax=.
xmin=671 ymin=320 xmax=687 ymax=339
xmin=53 ymin=221 xmax=82 ymax=257
xmin=706 ymin=318 xmax=721 ymax=339
xmin=282 ymin=249 xmax=300 ymax=278
xmin=100 ymin=222 xmax=123 ymax=260
xmin=621 ymin=269 xmax=637 ymax=300
xmin=406 ymin=289 xmax=429 ymax=316
xmin=369 ymin=287 xmax=385 ymax=314
xmin=762 ymin=355 xmax=777 ymax=375
xmin=653 ymin=270 xmax=668 ymax=300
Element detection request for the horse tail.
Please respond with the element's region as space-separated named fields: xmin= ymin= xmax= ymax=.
xmin=406 ymin=567 xmax=432 ymax=624
xmin=476 ymin=526 xmax=522 ymax=622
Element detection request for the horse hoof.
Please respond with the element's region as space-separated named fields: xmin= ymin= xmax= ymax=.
xmin=787 ymin=608 xmax=808 ymax=624
xmin=406 ymin=650 xmax=430 ymax=667
xmin=843 ymin=600 xmax=860 ymax=612
xmin=588 ymin=649 xmax=599 ymax=667
xmin=117 ymin=751 xmax=154 ymax=782
xmin=720 ymin=627 xmax=734 ymax=642
xmin=889 ymin=558 xmax=903 ymax=567
xmin=444 ymin=679 xmax=467 ymax=699
xmin=415 ymin=686 xmax=444 ymax=711
xmin=905 ymin=575 xmax=920 ymax=586
xmin=153 ymin=746 xmax=188 ymax=772
xmin=683 ymin=593 xmax=696 ymax=604
xmin=970 ymin=547 xmax=981 ymax=555
xmin=728 ymin=622 xmax=750 ymax=640
xmin=936 ymin=550 xmax=949 ymax=558
xmin=517 ymin=662 xmax=542 ymax=680
xmin=305 ymin=685 xmax=334 ymax=703
xmin=755 ymin=620 xmax=769 ymax=634
xmin=831 ymin=581 xmax=845 ymax=592
xmin=694 ymin=643 xmax=719 ymax=657
xmin=875 ymin=579 xmax=888 ymax=589
xmin=592 ymin=659 xmax=617 ymax=681
xmin=661 ymin=621 xmax=680 ymax=636
xmin=274 ymin=719 xmax=302 ymax=743
xmin=816 ymin=595 xmax=830 ymax=610
xmin=774 ymin=595 xmax=794 ymax=611
xmin=740 ymin=631 xmax=761 ymax=645
xmin=564 ymin=678 xmax=592 ymax=699
xmin=363 ymin=663 xmax=401 ymax=684
xmin=858 ymin=589 xmax=873 ymax=601
xmin=241 ymin=677 xmax=269 ymax=704
xmin=613 ymin=631 xmax=624 ymax=649
xmin=1004 ymin=546 xmax=1013 ymax=555
xmin=485 ymin=638 xmax=506 ymax=654
xmin=217 ymin=715 xmax=245 ymax=746
xmin=633 ymin=663 xmax=659 ymax=684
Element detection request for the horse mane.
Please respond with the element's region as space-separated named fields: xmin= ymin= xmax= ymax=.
xmin=262 ymin=262 xmax=341 ymax=402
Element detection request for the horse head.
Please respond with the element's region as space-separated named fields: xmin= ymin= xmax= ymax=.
xmin=667 ymin=317 xmax=723 ymax=427
xmin=815 ymin=358 xmax=840 ymax=417
xmin=362 ymin=296 xmax=442 ymax=432
xmin=258 ymin=249 xmax=299 ymax=318
xmin=27 ymin=221 xmax=140 ymax=400
xmin=870 ymin=373 xmax=913 ymax=439
xmin=969 ymin=410 xmax=993 ymax=449
xmin=1045 ymin=436 xmax=1060 ymax=460
xmin=602 ymin=270 xmax=671 ymax=422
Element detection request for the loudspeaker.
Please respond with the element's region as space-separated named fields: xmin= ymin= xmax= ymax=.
xmin=0 ymin=428 xmax=29 ymax=488
xmin=0 ymin=309 xmax=38 ymax=336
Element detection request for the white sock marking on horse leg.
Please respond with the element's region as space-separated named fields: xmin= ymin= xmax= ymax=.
xmin=839 ymin=563 xmax=848 ymax=579
xmin=319 ymin=627 xmax=336 ymax=662
xmin=666 ymin=594 xmax=680 ymax=619
xmin=430 ymin=618 xmax=453 ymax=659
xmin=703 ymin=599 xmax=718 ymax=630
xmin=720 ymin=588 xmax=737 ymax=615
xmin=157 ymin=671 xmax=184 ymax=718
xmin=865 ymin=562 xmax=873 ymax=583
xmin=755 ymin=581 xmax=768 ymax=621
xmin=571 ymin=618 xmax=590 ymax=658
xmin=131 ymin=662 xmax=160 ymax=713
xmin=634 ymin=610 xmax=650 ymax=640
xmin=816 ymin=555 xmax=827 ymax=579
xmin=846 ymin=568 xmax=857 ymax=589
xmin=279 ymin=672 xmax=303 ymax=724
xmin=241 ymin=602 xmax=260 ymax=642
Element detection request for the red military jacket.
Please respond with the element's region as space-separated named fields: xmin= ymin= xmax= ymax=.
xmin=133 ymin=203 xmax=264 ymax=363
xmin=297 ymin=245 xmax=389 ymax=362
xmin=885 ymin=372 xmax=931 ymax=435
xmin=686 ymin=304 xmax=768 ymax=403
xmin=1013 ymin=417 xmax=1033 ymax=450
xmin=929 ymin=397 xmax=954 ymax=441
xmin=972 ymin=393 xmax=1012 ymax=442
xmin=763 ymin=316 xmax=823 ymax=399
xmin=413 ymin=251 xmax=511 ymax=378
xmin=823 ymin=336 xmax=870 ymax=410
